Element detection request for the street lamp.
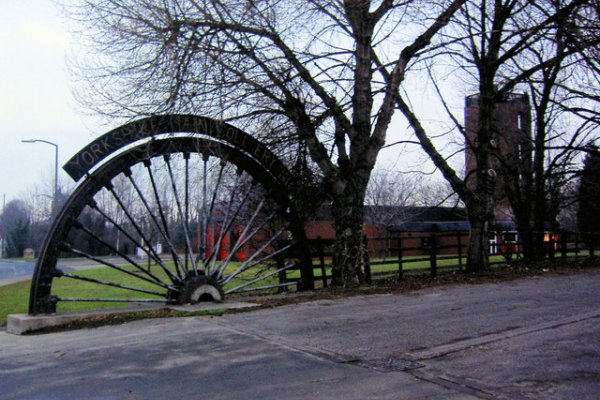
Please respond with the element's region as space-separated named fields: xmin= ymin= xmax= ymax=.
xmin=21 ymin=139 xmax=59 ymax=214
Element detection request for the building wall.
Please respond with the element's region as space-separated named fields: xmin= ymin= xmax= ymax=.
xmin=305 ymin=221 xmax=384 ymax=240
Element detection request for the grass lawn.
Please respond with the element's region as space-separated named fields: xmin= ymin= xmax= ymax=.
xmin=0 ymin=259 xmax=290 ymax=326
xmin=0 ymin=280 xmax=30 ymax=326
xmin=1 ymin=251 xmax=588 ymax=326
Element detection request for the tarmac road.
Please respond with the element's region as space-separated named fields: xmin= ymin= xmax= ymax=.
xmin=1 ymin=270 xmax=599 ymax=399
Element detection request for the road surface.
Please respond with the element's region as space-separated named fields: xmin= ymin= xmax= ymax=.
xmin=1 ymin=270 xmax=599 ymax=399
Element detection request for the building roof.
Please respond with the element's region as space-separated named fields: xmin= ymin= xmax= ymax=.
xmin=388 ymin=221 xmax=471 ymax=233
xmin=312 ymin=205 xmax=467 ymax=225
xmin=311 ymin=204 xmax=520 ymax=233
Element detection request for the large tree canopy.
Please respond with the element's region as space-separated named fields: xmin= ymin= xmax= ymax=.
xmin=66 ymin=0 xmax=466 ymax=285
xmin=65 ymin=0 xmax=597 ymax=281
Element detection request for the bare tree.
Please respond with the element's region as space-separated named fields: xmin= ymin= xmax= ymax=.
xmin=65 ymin=0 xmax=466 ymax=286
xmin=364 ymin=169 xmax=418 ymax=228
xmin=394 ymin=0 xmax=597 ymax=271
xmin=0 ymin=200 xmax=31 ymax=258
xmin=496 ymin=0 xmax=600 ymax=259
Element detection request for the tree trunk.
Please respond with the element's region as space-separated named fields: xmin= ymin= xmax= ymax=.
xmin=330 ymin=192 xmax=366 ymax=287
xmin=516 ymin=224 xmax=535 ymax=261
xmin=466 ymin=207 xmax=491 ymax=273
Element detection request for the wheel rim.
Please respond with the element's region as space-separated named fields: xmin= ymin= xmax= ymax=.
xmin=29 ymin=138 xmax=309 ymax=314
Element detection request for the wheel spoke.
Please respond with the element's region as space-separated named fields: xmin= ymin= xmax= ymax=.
xmin=61 ymin=272 xmax=167 ymax=297
xmin=102 ymin=177 xmax=179 ymax=284
xmin=126 ymin=168 xmax=182 ymax=282
xmin=220 ymin=227 xmax=285 ymax=286
xmin=30 ymin=136 xmax=311 ymax=313
xmin=198 ymin=160 xmax=226 ymax=266
xmin=164 ymin=154 xmax=197 ymax=274
xmin=207 ymin=177 xmax=256 ymax=274
xmin=219 ymin=242 xmax=292 ymax=288
xmin=61 ymin=244 xmax=176 ymax=291
xmin=144 ymin=159 xmax=185 ymax=278
xmin=199 ymin=154 xmax=209 ymax=266
xmin=57 ymin=297 xmax=166 ymax=303
xmin=87 ymin=197 xmax=176 ymax=284
xmin=184 ymin=152 xmax=191 ymax=273
xmin=214 ymin=206 xmax=274 ymax=280
xmin=224 ymin=262 xmax=296 ymax=294
xmin=70 ymin=221 xmax=176 ymax=290
xmin=226 ymin=281 xmax=297 ymax=294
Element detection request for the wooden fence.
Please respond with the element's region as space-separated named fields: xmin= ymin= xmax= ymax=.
xmin=306 ymin=230 xmax=599 ymax=285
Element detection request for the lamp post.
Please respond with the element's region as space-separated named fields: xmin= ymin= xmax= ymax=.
xmin=21 ymin=139 xmax=59 ymax=214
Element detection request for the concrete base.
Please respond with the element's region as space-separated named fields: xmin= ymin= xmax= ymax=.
xmin=6 ymin=301 xmax=259 ymax=335
xmin=6 ymin=305 xmax=156 ymax=335
xmin=165 ymin=301 xmax=260 ymax=313
xmin=8 ymin=313 xmax=87 ymax=335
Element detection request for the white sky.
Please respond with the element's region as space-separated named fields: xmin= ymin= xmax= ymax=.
xmin=0 ymin=0 xmax=458 ymax=208
xmin=0 ymin=0 xmax=103 ymax=205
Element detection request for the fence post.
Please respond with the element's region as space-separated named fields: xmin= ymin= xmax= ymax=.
xmin=398 ymin=236 xmax=404 ymax=281
xmin=590 ymin=233 xmax=596 ymax=260
xmin=506 ymin=231 xmax=514 ymax=261
xmin=560 ymin=230 xmax=567 ymax=261
xmin=317 ymin=236 xmax=328 ymax=288
xmin=430 ymin=226 xmax=438 ymax=279
xmin=548 ymin=233 xmax=556 ymax=261
xmin=457 ymin=232 xmax=463 ymax=272
xmin=276 ymin=253 xmax=288 ymax=293
xmin=363 ymin=236 xmax=372 ymax=285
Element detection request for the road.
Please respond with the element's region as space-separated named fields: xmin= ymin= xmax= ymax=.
xmin=1 ymin=270 xmax=599 ymax=399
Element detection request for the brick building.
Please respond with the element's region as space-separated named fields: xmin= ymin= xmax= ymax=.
xmin=306 ymin=205 xmax=469 ymax=256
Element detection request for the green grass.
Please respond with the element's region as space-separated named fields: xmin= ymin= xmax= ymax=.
xmin=366 ymin=250 xmax=591 ymax=278
xmin=1 ymin=251 xmax=590 ymax=326
xmin=0 ymin=259 xmax=287 ymax=326
xmin=0 ymin=280 xmax=31 ymax=326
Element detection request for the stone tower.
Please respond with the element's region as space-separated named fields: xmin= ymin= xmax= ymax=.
xmin=464 ymin=93 xmax=532 ymax=222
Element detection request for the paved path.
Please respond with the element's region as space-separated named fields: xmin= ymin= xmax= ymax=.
xmin=1 ymin=270 xmax=599 ymax=399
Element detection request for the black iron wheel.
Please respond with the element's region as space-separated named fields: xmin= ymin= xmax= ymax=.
xmin=29 ymin=137 xmax=310 ymax=314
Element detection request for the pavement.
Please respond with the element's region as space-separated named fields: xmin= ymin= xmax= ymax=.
xmin=0 ymin=257 xmax=130 ymax=286
xmin=1 ymin=270 xmax=599 ymax=399
xmin=0 ymin=260 xmax=35 ymax=286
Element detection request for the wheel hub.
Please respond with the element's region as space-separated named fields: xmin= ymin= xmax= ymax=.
xmin=175 ymin=276 xmax=224 ymax=305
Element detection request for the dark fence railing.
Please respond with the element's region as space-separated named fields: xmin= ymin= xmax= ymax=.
xmin=306 ymin=230 xmax=599 ymax=286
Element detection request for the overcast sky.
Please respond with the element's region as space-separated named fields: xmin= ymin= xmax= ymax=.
xmin=0 ymin=0 xmax=455 ymax=210
xmin=0 ymin=0 xmax=104 ymax=207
